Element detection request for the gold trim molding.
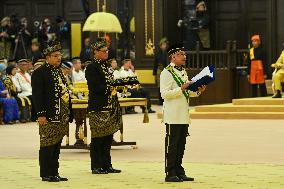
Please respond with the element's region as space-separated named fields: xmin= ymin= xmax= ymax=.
xmin=144 ymin=0 xmax=155 ymax=56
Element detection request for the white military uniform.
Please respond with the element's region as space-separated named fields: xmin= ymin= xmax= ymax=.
xmin=13 ymin=71 xmax=32 ymax=97
xmin=160 ymin=62 xmax=199 ymax=124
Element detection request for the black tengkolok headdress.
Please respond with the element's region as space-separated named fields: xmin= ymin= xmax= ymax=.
xmin=42 ymin=40 xmax=62 ymax=57
xmin=91 ymin=37 xmax=107 ymax=51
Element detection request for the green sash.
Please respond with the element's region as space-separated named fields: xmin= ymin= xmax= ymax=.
xmin=166 ymin=65 xmax=190 ymax=101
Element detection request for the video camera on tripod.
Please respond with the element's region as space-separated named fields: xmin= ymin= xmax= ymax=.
xmin=177 ymin=0 xmax=200 ymax=30
xmin=12 ymin=16 xmax=30 ymax=59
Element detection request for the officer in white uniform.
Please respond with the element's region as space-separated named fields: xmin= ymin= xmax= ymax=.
xmin=160 ymin=44 xmax=206 ymax=182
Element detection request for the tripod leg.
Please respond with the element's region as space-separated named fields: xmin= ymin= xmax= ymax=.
xmin=12 ymin=40 xmax=19 ymax=60
xmin=20 ymin=34 xmax=27 ymax=58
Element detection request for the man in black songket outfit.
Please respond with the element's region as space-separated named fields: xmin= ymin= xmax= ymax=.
xmin=31 ymin=40 xmax=72 ymax=182
xmin=85 ymin=37 xmax=122 ymax=174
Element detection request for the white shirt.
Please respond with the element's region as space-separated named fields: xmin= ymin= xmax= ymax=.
xmin=160 ymin=62 xmax=199 ymax=124
xmin=117 ymin=66 xmax=136 ymax=78
xmin=72 ymin=69 xmax=86 ymax=82
xmin=13 ymin=72 xmax=32 ymax=97
xmin=109 ymin=67 xmax=120 ymax=79
xmin=113 ymin=70 xmax=121 ymax=79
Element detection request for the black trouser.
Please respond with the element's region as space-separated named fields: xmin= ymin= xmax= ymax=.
xmin=90 ymin=134 xmax=113 ymax=170
xmin=39 ymin=141 xmax=61 ymax=177
xmin=129 ymin=87 xmax=152 ymax=109
xmin=165 ymin=124 xmax=188 ymax=177
xmin=251 ymin=83 xmax=267 ymax=97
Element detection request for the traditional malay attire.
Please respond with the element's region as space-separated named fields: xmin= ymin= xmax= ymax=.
xmin=31 ymin=41 xmax=72 ymax=182
xmin=85 ymin=38 xmax=122 ymax=174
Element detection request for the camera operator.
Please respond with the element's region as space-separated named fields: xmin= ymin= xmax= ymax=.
xmin=196 ymin=1 xmax=210 ymax=49
xmin=177 ymin=0 xmax=210 ymax=50
xmin=34 ymin=18 xmax=56 ymax=49
xmin=42 ymin=18 xmax=57 ymax=42
xmin=11 ymin=16 xmax=32 ymax=60
xmin=33 ymin=20 xmax=47 ymax=46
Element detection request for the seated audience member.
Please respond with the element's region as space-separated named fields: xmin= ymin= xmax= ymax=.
xmin=72 ymin=57 xmax=86 ymax=82
xmin=0 ymin=66 xmax=19 ymax=124
xmin=108 ymin=58 xmax=120 ymax=79
xmin=272 ymin=49 xmax=284 ymax=98
xmin=118 ymin=59 xmax=156 ymax=113
xmin=13 ymin=59 xmax=36 ymax=121
xmin=61 ymin=61 xmax=73 ymax=87
xmin=4 ymin=65 xmax=18 ymax=97
xmin=4 ymin=64 xmax=30 ymax=123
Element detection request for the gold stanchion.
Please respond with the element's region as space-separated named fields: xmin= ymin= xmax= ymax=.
xmin=143 ymin=106 xmax=149 ymax=123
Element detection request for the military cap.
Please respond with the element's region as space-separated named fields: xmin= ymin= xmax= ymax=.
xmin=167 ymin=44 xmax=185 ymax=57
xmin=61 ymin=61 xmax=73 ymax=70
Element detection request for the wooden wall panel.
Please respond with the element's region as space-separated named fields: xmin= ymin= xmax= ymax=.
xmin=63 ymin=0 xmax=85 ymax=21
xmin=3 ymin=1 xmax=30 ymax=18
xmin=163 ymin=0 xmax=182 ymax=44
xmin=216 ymin=0 xmax=241 ymax=13
xmin=210 ymin=0 xmax=246 ymax=49
xmin=215 ymin=19 xmax=240 ymax=48
xmin=2 ymin=0 xmax=64 ymax=26
xmin=33 ymin=1 xmax=57 ymax=17
xmin=251 ymin=0 xmax=266 ymax=12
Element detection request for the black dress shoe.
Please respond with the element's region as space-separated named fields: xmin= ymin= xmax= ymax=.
xmin=105 ymin=167 xmax=121 ymax=173
xmin=41 ymin=176 xmax=60 ymax=182
xmin=272 ymin=90 xmax=282 ymax=98
xmin=57 ymin=175 xmax=68 ymax=181
xmin=148 ymin=109 xmax=156 ymax=113
xmin=178 ymin=175 xmax=194 ymax=181
xmin=92 ymin=168 xmax=108 ymax=174
xmin=165 ymin=176 xmax=183 ymax=182
xmin=20 ymin=119 xmax=26 ymax=123
xmin=142 ymin=109 xmax=156 ymax=113
xmin=125 ymin=110 xmax=138 ymax=114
